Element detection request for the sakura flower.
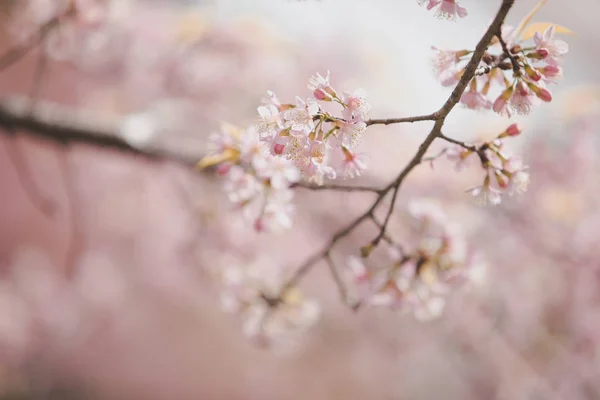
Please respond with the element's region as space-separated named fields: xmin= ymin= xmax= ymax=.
xmin=466 ymin=182 xmax=502 ymax=206
xmin=254 ymin=189 xmax=296 ymax=232
xmin=256 ymin=103 xmax=282 ymax=139
xmin=337 ymin=120 xmax=366 ymax=148
xmin=253 ymin=156 xmax=300 ymax=189
xmin=223 ymin=166 xmax=262 ymax=205
xmin=419 ymin=0 xmax=467 ymax=20
xmin=308 ymin=71 xmax=337 ymax=101
xmin=283 ymin=97 xmax=319 ymax=138
xmin=431 ymin=47 xmax=463 ymax=77
xmin=509 ymin=81 xmax=540 ymax=116
xmin=461 ymin=88 xmax=492 ymax=110
xmin=534 ymin=25 xmax=569 ymax=66
xmin=503 ymin=157 xmax=530 ymax=196
xmin=217 ymin=259 xmax=320 ymax=347
xmin=539 ymin=65 xmax=563 ymax=83
xmin=341 ymin=89 xmax=371 ymax=122
xmin=340 ymin=147 xmax=368 ymax=179
xmin=445 ymin=145 xmax=475 ymax=171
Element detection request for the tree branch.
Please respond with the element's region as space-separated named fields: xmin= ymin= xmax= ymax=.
xmin=0 ymin=97 xmax=200 ymax=165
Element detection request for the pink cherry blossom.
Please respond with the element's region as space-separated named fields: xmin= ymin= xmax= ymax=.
xmin=340 ymin=147 xmax=368 ymax=179
xmin=461 ymin=89 xmax=493 ymax=110
xmin=419 ymin=0 xmax=467 ymax=21
xmin=466 ymin=183 xmax=502 ymax=206
xmin=534 ymin=25 xmax=569 ymax=66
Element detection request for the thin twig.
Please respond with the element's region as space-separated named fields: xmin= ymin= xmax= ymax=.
xmin=292 ymin=181 xmax=382 ymax=193
xmin=438 ymin=133 xmax=477 ymax=152
xmin=497 ymin=32 xmax=521 ymax=75
xmin=324 ymin=253 xmax=350 ymax=306
xmin=366 ymin=113 xmax=439 ymax=126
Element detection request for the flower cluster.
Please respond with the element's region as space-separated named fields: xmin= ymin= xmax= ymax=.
xmin=348 ymin=200 xmax=482 ymax=321
xmin=446 ymin=123 xmax=530 ymax=205
xmin=433 ymin=24 xmax=569 ymax=116
xmin=216 ymin=258 xmax=320 ymax=348
xmin=199 ymin=124 xmax=300 ymax=232
xmin=418 ymin=0 xmax=467 ymax=21
xmin=256 ymin=72 xmax=370 ymax=184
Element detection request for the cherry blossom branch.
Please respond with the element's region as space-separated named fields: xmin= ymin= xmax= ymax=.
xmin=278 ymin=0 xmax=515 ymax=296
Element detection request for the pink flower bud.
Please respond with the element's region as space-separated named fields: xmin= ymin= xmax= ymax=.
xmin=313 ymin=89 xmax=328 ymax=101
xmin=525 ymin=65 xmax=542 ymax=81
xmin=493 ymin=96 xmax=507 ymax=114
xmin=525 ymin=49 xmax=548 ymax=60
xmin=542 ymin=65 xmax=562 ymax=78
xmin=273 ymin=143 xmax=285 ymax=155
xmin=528 ymin=82 xmax=553 ymax=102
xmin=493 ymin=86 xmax=513 ymax=115
xmin=254 ymin=218 xmax=265 ymax=232
xmin=216 ymin=163 xmax=232 ymax=176
xmin=536 ymin=88 xmax=553 ymax=102
xmin=505 ymin=123 xmax=522 ymax=137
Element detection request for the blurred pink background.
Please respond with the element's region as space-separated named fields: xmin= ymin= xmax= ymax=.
xmin=1 ymin=0 xmax=600 ymax=399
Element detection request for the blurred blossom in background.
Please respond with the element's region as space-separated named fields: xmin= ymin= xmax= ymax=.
xmin=0 ymin=0 xmax=600 ymax=399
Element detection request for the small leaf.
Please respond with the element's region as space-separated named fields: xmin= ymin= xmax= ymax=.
xmin=520 ymin=22 xmax=574 ymax=41
xmin=515 ymin=0 xmax=548 ymax=39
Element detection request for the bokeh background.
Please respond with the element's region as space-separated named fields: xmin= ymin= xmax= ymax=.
xmin=1 ymin=0 xmax=600 ymax=398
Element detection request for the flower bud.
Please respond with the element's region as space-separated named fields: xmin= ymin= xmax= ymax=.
xmin=527 ymin=82 xmax=552 ymax=102
xmin=541 ymin=65 xmax=562 ymax=78
xmin=216 ymin=163 xmax=232 ymax=176
xmin=360 ymin=243 xmax=375 ymax=258
xmin=525 ymin=49 xmax=548 ymax=60
xmin=254 ymin=218 xmax=265 ymax=232
xmin=524 ymin=65 xmax=542 ymax=81
xmin=494 ymin=170 xmax=509 ymax=189
xmin=493 ymin=86 xmax=514 ymax=114
xmin=273 ymin=143 xmax=285 ymax=155
xmin=499 ymin=123 xmax=522 ymax=138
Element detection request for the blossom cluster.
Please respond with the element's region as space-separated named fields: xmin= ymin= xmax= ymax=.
xmin=256 ymin=72 xmax=370 ymax=184
xmin=200 ymin=124 xmax=300 ymax=232
xmin=446 ymin=123 xmax=530 ymax=205
xmin=199 ymin=73 xmax=371 ymax=232
xmin=418 ymin=0 xmax=467 ymax=21
xmin=215 ymin=257 xmax=320 ymax=348
xmin=348 ymin=200 xmax=482 ymax=321
xmin=434 ymin=25 xmax=569 ymax=116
